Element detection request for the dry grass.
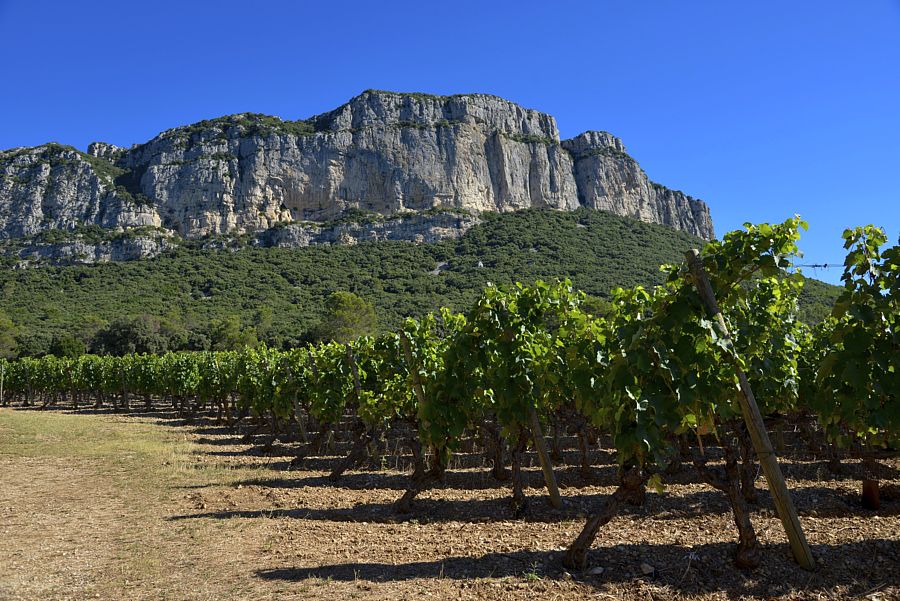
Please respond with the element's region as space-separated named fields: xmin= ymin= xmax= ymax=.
xmin=0 ymin=407 xmax=897 ymax=601
xmin=0 ymin=409 xmax=273 ymax=600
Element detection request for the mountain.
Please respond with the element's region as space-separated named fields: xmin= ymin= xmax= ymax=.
xmin=0 ymin=209 xmax=837 ymax=356
xmin=0 ymin=91 xmax=713 ymax=264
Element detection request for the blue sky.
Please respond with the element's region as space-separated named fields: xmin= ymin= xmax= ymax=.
xmin=1 ymin=0 xmax=898 ymax=283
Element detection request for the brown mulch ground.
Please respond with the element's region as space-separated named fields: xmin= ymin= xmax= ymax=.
xmin=0 ymin=408 xmax=897 ymax=600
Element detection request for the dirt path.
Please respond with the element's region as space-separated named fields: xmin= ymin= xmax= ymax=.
xmin=0 ymin=408 xmax=897 ymax=600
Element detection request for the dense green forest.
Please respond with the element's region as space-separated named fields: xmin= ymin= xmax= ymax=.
xmin=0 ymin=208 xmax=840 ymax=355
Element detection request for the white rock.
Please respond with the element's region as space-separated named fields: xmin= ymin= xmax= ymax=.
xmin=0 ymin=91 xmax=715 ymax=251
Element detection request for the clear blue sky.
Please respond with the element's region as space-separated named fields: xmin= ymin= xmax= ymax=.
xmin=2 ymin=1 xmax=898 ymax=283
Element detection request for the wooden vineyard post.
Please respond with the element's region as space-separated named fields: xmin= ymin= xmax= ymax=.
xmin=120 ymin=366 xmax=129 ymax=411
xmin=24 ymin=362 xmax=32 ymax=407
xmin=293 ymin=387 xmax=309 ymax=444
xmin=685 ymin=249 xmax=815 ymax=570
xmin=344 ymin=344 xmax=363 ymax=402
xmin=528 ymin=406 xmax=564 ymax=509
xmin=398 ymin=333 xmax=427 ymax=410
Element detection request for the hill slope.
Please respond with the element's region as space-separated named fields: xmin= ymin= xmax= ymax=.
xmin=0 ymin=209 xmax=837 ymax=355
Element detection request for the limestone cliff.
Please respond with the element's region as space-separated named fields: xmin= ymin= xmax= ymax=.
xmin=561 ymin=131 xmax=713 ymax=237
xmin=0 ymin=144 xmax=159 ymax=239
xmin=0 ymin=91 xmax=714 ymax=248
xmin=253 ymin=212 xmax=480 ymax=248
xmin=14 ymin=234 xmax=175 ymax=266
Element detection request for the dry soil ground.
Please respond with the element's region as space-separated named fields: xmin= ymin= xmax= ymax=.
xmin=0 ymin=407 xmax=897 ymax=600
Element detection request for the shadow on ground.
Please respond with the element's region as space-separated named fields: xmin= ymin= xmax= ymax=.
xmin=255 ymin=540 xmax=899 ymax=599
xmin=169 ymin=478 xmax=900 ymax=525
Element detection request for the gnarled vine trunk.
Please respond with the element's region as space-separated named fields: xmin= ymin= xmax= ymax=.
xmin=564 ymin=467 xmax=646 ymax=570
xmin=693 ymin=434 xmax=761 ymax=569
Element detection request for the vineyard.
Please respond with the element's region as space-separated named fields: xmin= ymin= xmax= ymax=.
xmin=2 ymin=218 xmax=898 ymax=599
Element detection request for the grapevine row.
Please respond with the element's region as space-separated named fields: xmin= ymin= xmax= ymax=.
xmin=2 ymin=218 xmax=896 ymax=569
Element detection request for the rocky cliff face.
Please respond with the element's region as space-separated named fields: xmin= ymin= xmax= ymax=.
xmin=561 ymin=131 xmax=714 ymax=237
xmin=14 ymin=234 xmax=175 ymax=267
xmin=0 ymin=144 xmax=159 ymax=239
xmin=254 ymin=212 xmax=480 ymax=248
xmin=0 ymin=91 xmax=714 ymax=246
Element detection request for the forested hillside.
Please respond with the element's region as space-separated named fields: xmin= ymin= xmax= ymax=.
xmin=0 ymin=208 xmax=838 ymax=355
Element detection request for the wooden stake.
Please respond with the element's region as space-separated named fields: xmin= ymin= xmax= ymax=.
xmin=528 ymin=406 xmax=563 ymax=509
xmin=345 ymin=344 xmax=363 ymax=401
xmin=685 ymin=249 xmax=815 ymax=570
xmin=399 ymin=332 xmax=427 ymax=408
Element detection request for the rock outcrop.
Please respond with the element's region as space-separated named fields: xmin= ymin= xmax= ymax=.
xmin=0 ymin=91 xmax=714 ymax=248
xmin=0 ymin=144 xmax=160 ymax=239
xmin=254 ymin=212 xmax=480 ymax=248
xmin=561 ymin=131 xmax=713 ymax=237
xmin=13 ymin=234 xmax=174 ymax=266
